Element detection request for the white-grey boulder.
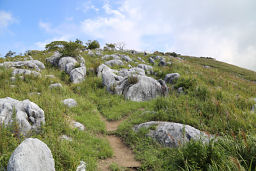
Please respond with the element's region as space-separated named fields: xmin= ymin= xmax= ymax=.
xmin=134 ymin=121 xmax=211 ymax=148
xmin=70 ymin=66 xmax=86 ymax=84
xmin=164 ymin=73 xmax=180 ymax=84
xmin=76 ymin=161 xmax=86 ymax=171
xmin=117 ymin=67 xmax=145 ymax=77
xmin=137 ymin=64 xmax=153 ymax=74
xmin=71 ymin=121 xmax=85 ymax=131
xmin=49 ymin=83 xmax=62 ymax=89
xmin=46 ymin=51 xmax=61 ymax=67
xmin=105 ymin=59 xmax=124 ymax=67
xmin=7 ymin=138 xmax=55 ymax=171
xmin=58 ymin=57 xmax=78 ymax=74
xmin=12 ymin=69 xmax=41 ymax=77
xmin=115 ymin=75 xmax=168 ymax=102
xmin=120 ymin=54 xmax=132 ymax=62
xmin=0 ymin=97 xmax=45 ymax=135
xmin=0 ymin=60 xmax=45 ymax=71
xmin=63 ymin=98 xmax=77 ymax=108
xmin=102 ymin=54 xmax=120 ymax=60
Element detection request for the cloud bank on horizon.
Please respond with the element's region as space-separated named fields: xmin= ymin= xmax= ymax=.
xmin=0 ymin=0 xmax=255 ymax=71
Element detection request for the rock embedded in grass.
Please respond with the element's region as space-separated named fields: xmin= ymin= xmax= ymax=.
xmin=76 ymin=161 xmax=86 ymax=171
xmin=105 ymin=59 xmax=124 ymax=67
xmin=0 ymin=97 xmax=45 ymax=135
xmin=137 ymin=64 xmax=153 ymax=74
xmin=134 ymin=121 xmax=212 ymax=148
xmin=49 ymin=83 xmax=62 ymax=89
xmin=164 ymin=73 xmax=180 ymax=84
xmin=7 ymin=138 xmax=55 ymax=171
xmin=63 ymin=98 xmax=77 ymax=108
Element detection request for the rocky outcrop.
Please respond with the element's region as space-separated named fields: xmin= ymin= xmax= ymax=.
xmin=115 ymin=75 xmax=168 ymax=101
xmin=7 ymin=138 xmax=55 ymax=171
xmin=137 ymin=64 xmax=153 ymax=74
xmin=0 ymin=97 xmax=45 ymax=135
xmin=70 ymin=66 xmax=87 ymax=84
xmin=134 ymin=121 xmax=211 ymax=148
xmin=120 ymin=54 xmax=132 ymax=62
xmin=164 ymin=73 xmax=180 ymax=84
xmin=62 ymin=98 xmax=77 ymax=108
xmin=102 ymin=54 xmax=120 ymax=60
xmin=12 ymin=69 xmax=41 ymax=77
xmin=105 ymin=59 xmax=124 ymax=67
xmin=0 ymin=60 xmax=45 ymax=71
xmin=117 ymin=67 xmax=145 ymax=77
xmin=46 ymin=53 xmax=86 ymax=84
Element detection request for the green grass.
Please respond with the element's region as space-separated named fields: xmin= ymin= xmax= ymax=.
xmin=0 ymin=48 xmax=256 ymax=170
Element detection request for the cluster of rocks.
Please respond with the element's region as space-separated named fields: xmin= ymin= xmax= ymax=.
xmin=134 ymin=121 xmax=212 ymax=148
xmin=148 ymin=55 xmax=171 ymax=66
xmin=97 ymin=63 xmax=168 ymax=102
xmin=0 ymin=97 xmax=45 ymax=135
xmin=0 ymin=57 xmax=45 ymax=79
xmin=46 ymin=52 xmax=86 ymax=84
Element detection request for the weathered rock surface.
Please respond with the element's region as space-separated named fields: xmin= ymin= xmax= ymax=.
xmin=0 ymin=60 xmax=45 ymax=71
xmin=58 ymin=57 xmax=78 ymax=73
xmin=149 ymin=57 xmax=155 ymax=64
xmin=7 ymin=138 xmax=55 ymax=171
xmin=115 ymin=75 xmax=168 ymax=101
xmin=117 ymin=67 xmax=145 ymax=77
xmin=71 ymin=121 xmax=85 ymax=131
xmin=63 ymin=98 xmax=77 ymax=108
xmin=134 ymin=121 xmax=211 ymax=148
xmin=0 ymin=97 xmax=45 ymax=135
xmin=76 ymin=161 xmax=86 ymax=171
xmin=137 ymin=64 xmax=153 ymax=74
xmin=12 ymin=69 xmax=41 ymax=77
xmin=46 ymin=51 xmax=62 ymax=66
xmin=120 ymin=54 xmax=132 ymax=62
xmin=164 ymin=73 xmax=180 ymax=84
xmin=60 ymin=135 xmax=72 ymax=141
xmin=49 ymin=83 xmax=62 ymax=89
xmin=70 ymin=66 xmax=87 ymax=84
xmin=105 ymin=59 xmax=124 ymax=67
xmin=102 ymin=54 xmax=120 ymax=60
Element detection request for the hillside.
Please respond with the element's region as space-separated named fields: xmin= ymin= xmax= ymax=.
xmin=0 ymin=41 xmax=256 ymax=171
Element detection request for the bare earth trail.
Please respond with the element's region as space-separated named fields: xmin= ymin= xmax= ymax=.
xmin=98 ymin=115 xmax=141 ymax=171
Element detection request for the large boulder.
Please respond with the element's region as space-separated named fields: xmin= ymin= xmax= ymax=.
xmin=102 ymin=68 xmax=123 ymax=92
xmin=134 ymin=121 xmax=211 ymax=148
xmin=117 ymin=67 xmax=145 ymax=77
xmin=137 ymin=64 xmax=153 ymax=74
xmin=58 ymin=57 xmax=78 ymax=74
xmin=7 ymin=138 xmax=55 ymax=171
xmin=97 ymin=64 xmax=116 ymax=78
xmin=115 ymin=75 xmax=168 ymax=101
xmin=0 ymin=97 xmax=45 ymax=135
xmin=12 ymin=69 xmax=41 ymax=77
xmin=120 ymin=54 xmax=132 ymax=62
xmin=164 ymin=73 xmax=180 ymax=84
xmin=46 ymin=51 xmax=61 ymax=66
xmin=70 ymin=66 xmax=86 ymax=84
xmin=105 ymin=59 xmax=124 ymax=67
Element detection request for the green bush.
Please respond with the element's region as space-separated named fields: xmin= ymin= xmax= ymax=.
xmin=127 ymin=75 xmax=138 ymax=85
xmin=45 ymin=41 xmax=67 ymax=51
xmin=60 ymin=41 xmax=83 ymax=57
xmin=86 ymin=40 xmax=100 ymax=49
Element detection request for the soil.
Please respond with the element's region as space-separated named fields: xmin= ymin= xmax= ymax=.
xmin=98 ymin=115 xmax=141 ymax=171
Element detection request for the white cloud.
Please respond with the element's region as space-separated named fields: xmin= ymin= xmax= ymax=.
xmin=0 ymin=11 xmax=15 ymax=32
xmin=76 ymin=0 xmax=99 ymax=13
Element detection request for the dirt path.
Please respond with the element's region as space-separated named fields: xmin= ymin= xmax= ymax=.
xmin=98 ymin=116 xmax=141 ymax=171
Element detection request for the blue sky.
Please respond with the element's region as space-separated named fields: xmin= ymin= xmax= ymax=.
xmin=0 ymin=0 xmax=255 ymax=71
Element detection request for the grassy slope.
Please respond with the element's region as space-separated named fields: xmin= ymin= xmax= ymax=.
xmin=0 ymin=50 xmax=256 ymax=170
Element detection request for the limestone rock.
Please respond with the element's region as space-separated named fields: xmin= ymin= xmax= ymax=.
xmin=49 ymin=83 xmax=62 ymax=89
xmin=105 ymin=59 xmax=124 ymax=67
xmin=134 ymin=121 xmax=211 ymax=148
xmin=12 ymin=69 xmax=41 ymax=77
xmin=115 ymin=75 xmax=168 ymax=102
xmin=76 ymin=161 xmax=86 ymax=171
xmin=0 ymin=97 xmax=45 ymax=135
xmin=58 ymin=57 xmax=78 ymax=74
xmin=137 ymin=64 xmax=153 ymax=74
xmin=69 ymin=66 xmax=86 ymax=84
xmin=63 ymin=99 xmax=77 ymax=108
xmin=7 ymin=138 xmax=55 ymax=171
xmin=164 ymin=73 xmax=180 ymax=84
